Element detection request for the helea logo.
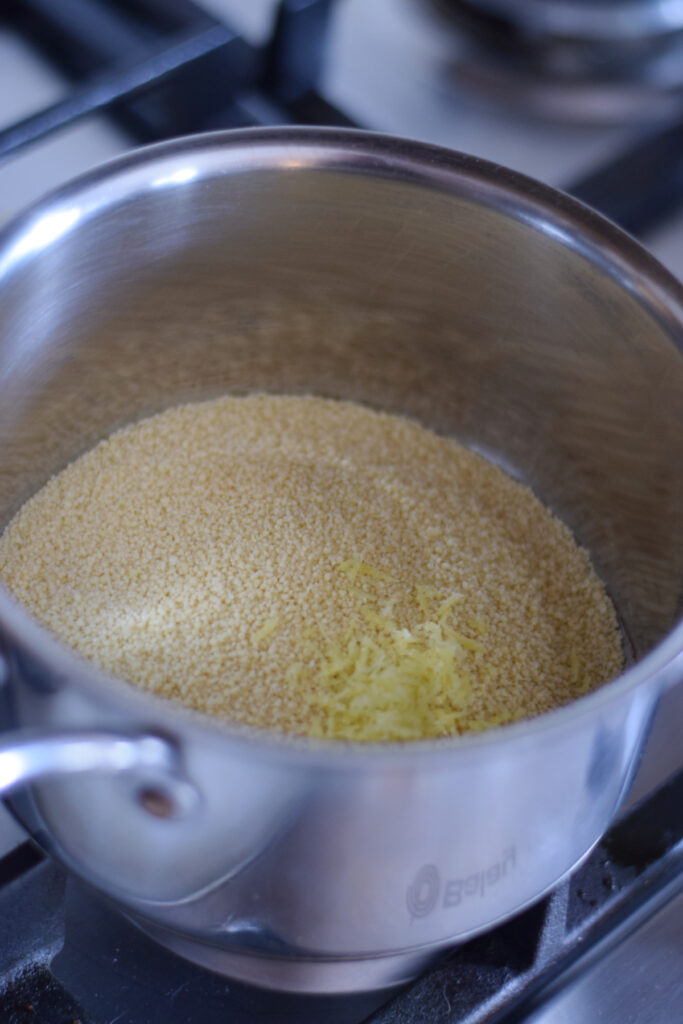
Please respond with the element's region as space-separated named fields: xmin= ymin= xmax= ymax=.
xmin=407 ymin=848 xmax=516 ymax=920
xmin=406 ymin=864 xmax=441 ymax=919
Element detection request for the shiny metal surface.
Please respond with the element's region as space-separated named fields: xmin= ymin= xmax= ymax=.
xmin=127 ymin=918 xmax=441 ymax=995
xmin=437 ymin=1 xmax=683 ymax=123
xmin=459 ymin=0 xmax=683 ymax=40
xmin=0 ymin=729 xmax=198 ymax=818
xmin=0 ymin=128 xmax=681 ymax=992
xmin=622 ymin=682 xmax=683 ymax=811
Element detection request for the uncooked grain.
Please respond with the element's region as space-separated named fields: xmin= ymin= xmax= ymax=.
xmin=0 ymin=395 xmax=623 ymax=741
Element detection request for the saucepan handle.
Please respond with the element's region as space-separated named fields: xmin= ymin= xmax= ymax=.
xmin=0 ymin=730 xmax=200 ymax=818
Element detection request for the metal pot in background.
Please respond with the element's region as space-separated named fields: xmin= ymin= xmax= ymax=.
xmin=434 ymin=0 xmax=683 ymax=121
xmin=0 ymin=128 xmax=681 ymax=993
xmin=454 ymin=0 xmax=683 ymax=40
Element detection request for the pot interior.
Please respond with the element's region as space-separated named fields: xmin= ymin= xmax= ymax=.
xmin=0 ymin=137 xmax=681 ymax=664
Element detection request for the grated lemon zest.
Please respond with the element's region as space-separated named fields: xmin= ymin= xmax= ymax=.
xmin=253 ymin=616 xmax=279 ymax=646
xmin=337 ymin=558 xmax=393 ymax=582
xmin=296 ymin=564 xmax=496 ymax=742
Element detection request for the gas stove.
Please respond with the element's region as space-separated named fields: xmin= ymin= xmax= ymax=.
xmin=0 ymin=2 xmax=682 ymax=1021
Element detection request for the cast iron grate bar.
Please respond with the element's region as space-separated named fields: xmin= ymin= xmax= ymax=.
xmin=0 ymin=26 xmax=251 ymax=161
xmin=0 ymin=0 xmax=352 ymax=156
xmin=5 ymin=0 xmax=233 ymax=75
xmin=0 ymin=965 xmax=90 ymax=1024
xmin=565 ymin=119 xmax=683 ymax=238
xmin=4 ymin=0 xmax=261 ymax=144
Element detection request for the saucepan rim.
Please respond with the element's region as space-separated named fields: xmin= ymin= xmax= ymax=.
xmin=0 ymin=125 xmax=681 ymax=768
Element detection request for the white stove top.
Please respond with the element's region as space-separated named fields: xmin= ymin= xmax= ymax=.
xmin=0 ymin=0 xmax=681 ymax=856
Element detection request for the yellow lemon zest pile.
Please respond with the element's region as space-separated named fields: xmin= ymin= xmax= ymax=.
xmin=288 ymin=558 xmax=516 ymax=742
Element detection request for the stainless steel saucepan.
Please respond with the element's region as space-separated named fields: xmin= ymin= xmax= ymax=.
xmin=0 ymin=128 xmax=681 ymax=994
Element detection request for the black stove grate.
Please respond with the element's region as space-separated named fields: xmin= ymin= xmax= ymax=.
xmin=0 ymin=0 xmax=353 ymax=163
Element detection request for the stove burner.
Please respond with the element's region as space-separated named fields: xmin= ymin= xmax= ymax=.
xmin=433 ymin=0 xmax=683 ymax=122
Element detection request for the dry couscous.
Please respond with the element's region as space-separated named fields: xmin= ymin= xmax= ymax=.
xmin=0 ymin=395 xmax=623 ymax=741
